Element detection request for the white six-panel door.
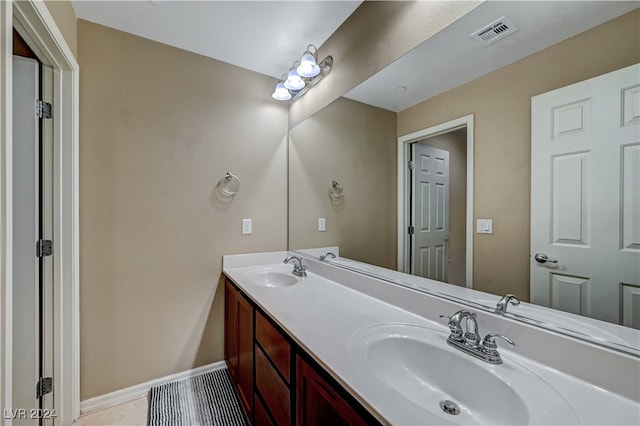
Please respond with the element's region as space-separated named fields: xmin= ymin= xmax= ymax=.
xmin=411 ymin=144 xmax=450 ymax=282
xmin=531 ymin=64 xmax=640 ymax=328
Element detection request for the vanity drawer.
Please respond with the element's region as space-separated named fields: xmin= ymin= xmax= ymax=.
xmin=256 ymin=310 xmax=291 ymax=383
xmin=255 ymin=345 xmax=290 ymax=426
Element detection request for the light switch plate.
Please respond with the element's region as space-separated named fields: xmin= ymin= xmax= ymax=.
xmin=477 ymin=219 xmax=493 ymax=234
xmin=318 ymin=217 xmax=326 ymax=232
xmin=242 ymin=219 xmax=252 ymax=235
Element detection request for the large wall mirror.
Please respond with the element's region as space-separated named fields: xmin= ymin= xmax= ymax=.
xmin=288 ymin=1 xmax=640 ymax=355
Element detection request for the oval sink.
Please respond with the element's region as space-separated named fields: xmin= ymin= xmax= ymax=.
xmin=242 ymin=267 xmax=298 ymax=288
xmin=349 ymin=324 xmax=578 ymax=425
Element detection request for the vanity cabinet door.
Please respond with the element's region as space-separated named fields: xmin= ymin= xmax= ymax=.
xmin=254 ymin=394 xmax=275 ymax=426
xmin=224 ymin=279 xmax=238 ymax=380
xmin=296 ymin=357 xmax=367 ymax=426
xmin=224 ymin=279 xmax=254 ymax=419
xmin=256 ymin=345 xmax=290 ymax=425
xmin=255 ymin=310 xmax=292 ymax=425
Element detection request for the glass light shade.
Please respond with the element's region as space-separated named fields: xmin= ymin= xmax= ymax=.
xmin=296 ymin=51 xmax=320 ymax=78
xmin=284 ymin=68 xmax=305 ymax=91
xmin=271 ymin=82 xmax=292 ymax=101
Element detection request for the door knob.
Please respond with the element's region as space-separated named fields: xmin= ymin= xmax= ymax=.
xmin=534 ymin=253 xmax=558 ymax=264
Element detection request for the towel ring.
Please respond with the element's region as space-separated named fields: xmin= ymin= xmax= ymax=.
xmin=218 ymin=172 xmax=240 ymax=196
xmin=328 ymin=180 xmax=343 ymax=200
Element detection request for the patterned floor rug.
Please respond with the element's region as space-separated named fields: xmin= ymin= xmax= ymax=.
xmin=147 ymin=368 xmax=248 ymax=426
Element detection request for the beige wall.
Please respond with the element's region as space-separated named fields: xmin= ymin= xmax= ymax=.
xmin=398 ymin=10 xmax=640 ymax=300
xmin=78 ymin=20 xmax=288 ymax=399
xmin=289 ymin=1 xmax=480 ymax=128
xmin=289 ymin=97 xmax=397 ymax=269
xmin=44 ymin=0 xmax=77 ymax=58
xmin=417 ymin=130 xmax=467 ymax=286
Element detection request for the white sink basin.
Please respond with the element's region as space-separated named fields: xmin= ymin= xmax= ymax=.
xmin=349 ymin=324 xmax=578 ymax=425
xmin=241 ymin=267 xmax=299 ymax=288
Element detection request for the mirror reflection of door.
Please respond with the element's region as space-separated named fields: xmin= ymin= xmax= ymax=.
xmin=411 ymin=144 xmax=449 ymax=281
xmin=531 ymin=64 xmax=640 ymax=329
xmin=409 ymin=130 xmax=467 ymax=286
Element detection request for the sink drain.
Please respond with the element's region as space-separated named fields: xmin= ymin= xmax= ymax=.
xmin=439 ymin=400 xmax=461 ymax=415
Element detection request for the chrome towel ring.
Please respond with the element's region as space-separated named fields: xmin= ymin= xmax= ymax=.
xmin=328 ymin=180 xmax=343 ymax=200
xmin=218 ymin=172 xmax=240 ymax=196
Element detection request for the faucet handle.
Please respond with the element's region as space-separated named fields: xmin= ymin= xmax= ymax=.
xmin=482 ymin=333 xmax=515 ymax=353
xmin=439 ymin=314 xmax=464 ymax=341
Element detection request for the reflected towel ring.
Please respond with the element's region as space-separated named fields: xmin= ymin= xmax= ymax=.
xmin=218 ymin=172 xmax=241 ymax=196
xmin=328 ymin=180 xmax=343 ymax=200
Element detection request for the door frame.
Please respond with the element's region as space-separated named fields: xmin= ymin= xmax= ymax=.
xmin=1 ymin=1 xmax=79 ymax=425
xmin=397 ymin=114 xmax=474 ymax=288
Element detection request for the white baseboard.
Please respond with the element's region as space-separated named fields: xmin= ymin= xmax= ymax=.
xmin=80 ymin=361 xmax=227 ymax=415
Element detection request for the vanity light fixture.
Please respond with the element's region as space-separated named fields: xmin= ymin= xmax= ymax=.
xmin=284 ymin=63 xmax=305 ymax=91
xmin=271 ymin=44 xmax=332 ymax=102
xmin=272 ymin=79 xmax=292 ymax=101
xmin=297 ymin=45 xmax=321 ymax=77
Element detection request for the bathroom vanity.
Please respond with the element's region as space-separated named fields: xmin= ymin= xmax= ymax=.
xmin=223 ymin=251 xmax=640 ymax=425
xmin=225 ymin=277 xmax=377 ymax=425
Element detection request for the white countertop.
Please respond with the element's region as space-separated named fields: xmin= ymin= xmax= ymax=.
xmin=223 ymin=251 xmax=640 ymax=425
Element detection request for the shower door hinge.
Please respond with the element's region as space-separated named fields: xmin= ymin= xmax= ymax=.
xmin=36 ymin=239 xmax=52 ymax=257
xmin=36 ymin=377 xmax=52 ymax=399
xmin=408 ymin=160 xmax=415 ymax=170
xmin=408 ymin=226 xmax=415 ymax=235
xmin=36 ymin=100 xmax=52 ymax=119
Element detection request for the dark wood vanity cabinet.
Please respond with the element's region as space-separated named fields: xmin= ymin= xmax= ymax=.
xmin=296 ymin=356 xmax=367 ymax=426
xmin=224 ymin=279 xmax=254 ymax=419
xmin=224 ymin=277 xmax=375 ymax=426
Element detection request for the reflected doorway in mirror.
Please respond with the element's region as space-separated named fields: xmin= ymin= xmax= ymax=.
xmin=398 ymin=115 xmax=474 ymax=289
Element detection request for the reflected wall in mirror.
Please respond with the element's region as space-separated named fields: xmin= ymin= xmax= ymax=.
xmin=288 ymin=1 xmax=640 ymax=346
xmin=289 ymin=97 xmax=397 ymax=269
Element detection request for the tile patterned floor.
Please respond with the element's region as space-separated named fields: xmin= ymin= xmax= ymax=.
xmin=71 ymin=397 xmax=147 ymax=426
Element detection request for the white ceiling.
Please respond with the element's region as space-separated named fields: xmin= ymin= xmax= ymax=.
xmin=344 ymin=1 xmax=640 ymax=112
xmin=71 ymin=0 xmax=363 ymax=79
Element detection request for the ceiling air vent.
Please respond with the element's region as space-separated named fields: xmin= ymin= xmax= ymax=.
xmin=470 ymin=16 xmax=518 ymax=47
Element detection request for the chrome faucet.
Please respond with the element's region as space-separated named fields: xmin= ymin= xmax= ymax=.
xmin=284 ymin=256 xmax=307 ymax=277
xmin=440 ymin=309 xmax=515 ymax=364
xmin=320 ymin=252 xmax=336 ymax=261
xmin=495 ymin=294 xmax=520 ymax=314
xmin=439 ymin=310 xmax=475 ymax=343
